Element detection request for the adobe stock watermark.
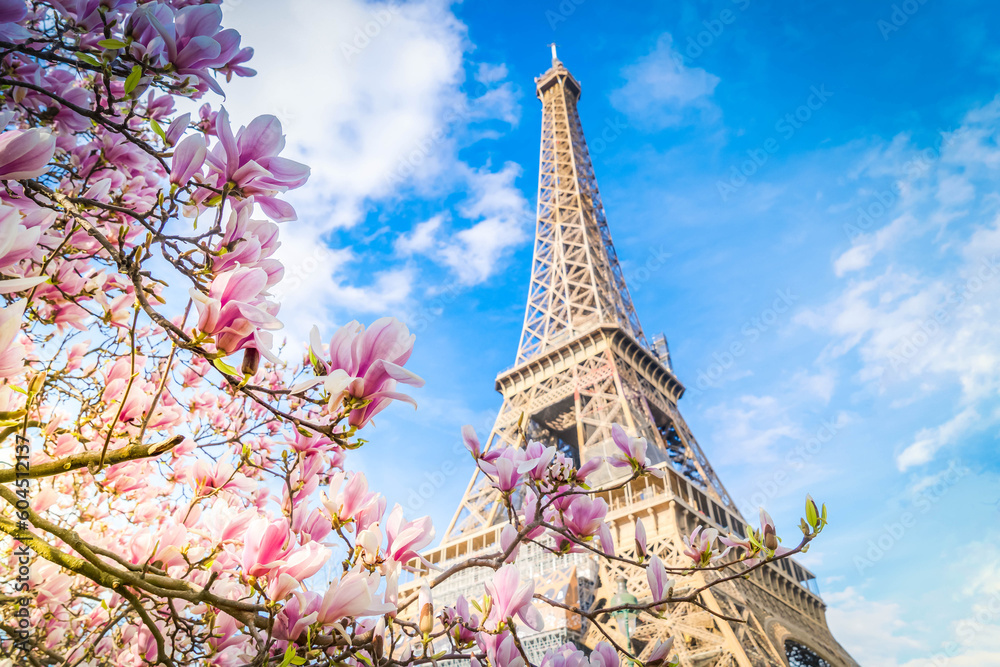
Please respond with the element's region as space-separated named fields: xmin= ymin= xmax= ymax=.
xmin=854 ymin=460 xmax=970 ymax=574
xmin=716 ymin=85 xmax=833 ymax=201
xmin=671 ymin=0 xmax=753 ymax=66
xmin=268 ymin=244 xmax=338 ymax=306
xmin=924 ymin=593 xmax=1000 ymax=665
xmin=382 ymin=81 xmax=490 ymax=189
xmin=407 ymin=282 xmax=464 ymax=336
xmin=623 ymin=245 xmax=670 ymax=294
xmin=877 ymin=0 xmax=934 ymax=41
xmin=738 ymin=414 xmax=846 ymax=516
xmin=588 ymin=116 xmax=629 ymax=155
xmin=340 ymin=5 xmax=400 ymax=63
xmin=545 ymin=0 xmax=587 ymax=30
xmin=685 ymin=288 xmax=798 ymax=396
xmin=401 ymin=412 xmax=498 ymax=515
xmin=842 ymin=145 xmax=939 ymax=242
xmin=882 ymin=254 xmax=1000 ymax=384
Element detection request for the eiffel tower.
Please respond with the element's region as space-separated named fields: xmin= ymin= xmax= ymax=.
xmin=407 ymin=48 xmax=858 ymax=667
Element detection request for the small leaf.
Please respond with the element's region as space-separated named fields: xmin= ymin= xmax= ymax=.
xmin=149 ymin=118 xmax=166 ymax=142
xmin=124 ymin=65 xmax=142 ymax=94
xmin=212 ymin=358 xmax=239 ymax=376
xmin=76 ymin=52 xmax=102 ymax=67
xmin=97 ymin=38 xmax=127 ymax=49
xmin=278 ymin=645 xmax=298 ymax=667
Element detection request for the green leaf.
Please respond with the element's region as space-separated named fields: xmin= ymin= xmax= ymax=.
xmin=278 ymin=645 xmax=298 ymax=667
xmin=76 ymin=52 xmax=102 ymax=67
xmin=212 ymin=358 xmax=239 ymax=376
xmin=97 ymin=38 xmax=127 ymax=49
xmin=150 ymin=118 xmax=166 ymax=142
xmin=124 ymin=65 xmax=142 ymax=94
xmin=805 ymin=496 xmax=818 ymax=528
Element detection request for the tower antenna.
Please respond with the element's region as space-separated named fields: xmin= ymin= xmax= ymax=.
xmin=549 ymin=42 xmax=558 ymax=65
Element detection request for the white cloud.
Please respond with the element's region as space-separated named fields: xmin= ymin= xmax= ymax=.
xmin=834 ymin=213 xmax=912 ymax=276
xmin=825 ymin=587 xmax=923 ymax=666
xmin=703 ymin=394 xmax=803 ymax=464
xmin=395 ymin=215 xmax=446 ymax=256
xmin=389 ymin=163 xmax=531 ymax=286
xmin=896 ymin=406 xmax=981 ymax=470
xmin=797 ymin=99 xmax=1000 ymax=469
xmin=610 ymin=33 xmax=720 ymax=128
xmin=215 ymin=0 xmax=528 ymax=343
xmin=440 ymin=162 xmax=531 ymax=284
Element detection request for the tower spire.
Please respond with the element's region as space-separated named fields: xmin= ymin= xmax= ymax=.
xmin=516 ymin=54 xmax=646 ymax=364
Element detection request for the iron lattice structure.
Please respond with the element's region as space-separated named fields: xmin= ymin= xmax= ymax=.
xmin=406 ymin=53 xmax=858 ymax=667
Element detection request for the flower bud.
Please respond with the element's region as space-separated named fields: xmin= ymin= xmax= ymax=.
xmin=763 ymin=526 xmax=778 ymax=551
xmin=805 ymin=495 xmax=819 ymax=528
xmin=241 ymin=347 xmax=260 ymax=376
xmin=418 ymin=582 xmax=433 ymax=635
xmin=28 ymin=370 xmax=47 ymax=396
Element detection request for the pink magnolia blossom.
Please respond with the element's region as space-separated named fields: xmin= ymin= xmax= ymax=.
xmin=188 ymin=459 xmax=256 ymax=495
xmin=576 ymin=455 xmax=603 ymax=482
xmin=293 ymin=318 xmax=424 ymax=428
xmin=170 ymin=132 xmax=207 ymax=185
xmin=608 ymin=423 xmax=663 ymax=478
xmin=646 ymin=554 xmax=674 ymax=603
xmin=518 ymin=490 xmax=550 ymax=540
xmin=443 ymin=595 xmax=479 ymax=645
xmin=462 ymin=424 xmax=482 ymax=458
xmin=597 ymin=521 xmax=615 ymax=557
xmin=646 ymin=637 xmax=676 ymax=667
xmin=588 ymin=642 xmax=619 ymax=667
xmin=0 ymin=128 xmax=55 ymax=180
xmin=320 ymin=471 xmax=382 ymax=530
xmin=274 ymin=591 xmax=320 ymax=641
xmin=682 ymin=525 xmax=731 ymax=566
xmin=203 ymin=109 xmax=309 ymax=220
xmin=317 ymin=569 xmax=395 ymax=624
xmin=0 ymin=204 xmax=42 ymax=270
xmin=240 ymin=517 xmax=293 ymax=577
xmin=274 ymin=541 xmax=329 ymax=587
xmin=481 ymin=447 xmax=524 ymax=493
xmin=202 ymin=497 xmax=256 ymax=544
xmin=385 ymin=504 xmax=434 ymax=568
xmin=0 ymin=299 xmax=28 ymax=378
xmin=207 ymin=612 xmax=249 ymax=657
xmin=190 ymin=265 xmax=281 ymax=358
xmin=125 ymin=4 xmax=254 ymax=94
xmin=500 ymin=524 xmax=520 ymax=563
xmin=635 ymin=517 xmax=647 ymax=559
xmin=554 ymin=495 xmax=608 ymax=552
xmin=517 ymin=440 xmax=556 ymax=481
xmin=478 ymin=631 xmax=525 ymax=667
xmin=540 ymin=643 xmax=589 ymax=667
xmin=0 ymin=0 xmax=29 ymax=42
xmin=484 ymin=564 xmax=543 ymax=631
xmin=212 ymin=207 xmax=281 ymax=284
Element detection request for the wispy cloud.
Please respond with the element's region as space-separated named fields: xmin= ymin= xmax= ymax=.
xmin=610 ymin=33 xmax=720 ymax=129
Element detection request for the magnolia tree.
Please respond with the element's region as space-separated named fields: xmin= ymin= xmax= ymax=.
xmin=0 ymin=2 xmax=828 ymax=666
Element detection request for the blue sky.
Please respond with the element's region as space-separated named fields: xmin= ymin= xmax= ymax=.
xmin=219 ymin=1 xmax=1000 ymax=664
